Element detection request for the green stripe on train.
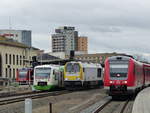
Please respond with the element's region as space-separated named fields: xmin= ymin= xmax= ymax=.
xmin=33 ymin=85 xmax=56 ymax=91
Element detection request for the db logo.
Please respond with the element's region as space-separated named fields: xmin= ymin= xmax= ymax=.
xmin=116 ymin=80 xmax=120 ymax=84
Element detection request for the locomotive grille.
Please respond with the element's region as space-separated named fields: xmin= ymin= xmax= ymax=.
xmin=110 ymin=85 xmax=127 ymax=92
xmin=38 ymin=82 xmax=47 ymax=86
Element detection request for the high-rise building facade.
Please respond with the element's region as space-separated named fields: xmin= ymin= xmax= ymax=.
xmin=0 ymin=30 xmax=32 ymax=47
xmin=52 ymin=26 xmax=78 ymax=55
xmin=77 ymin=36 xmax=88 ymax=53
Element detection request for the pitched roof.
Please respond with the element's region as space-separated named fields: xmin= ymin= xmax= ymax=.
xmin=37 ymin=53 xmax=60 ymax=60
xmin=0 ymin=36 xmax=29 ymax=48
xmin=0 ymin=37 xmax=40 ymax=50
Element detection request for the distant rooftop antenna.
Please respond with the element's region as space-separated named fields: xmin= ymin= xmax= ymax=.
xmin=8 ymin=16 xmax=12 ymax=39
xmin=9 ymin=16 xmax=12 ymax=30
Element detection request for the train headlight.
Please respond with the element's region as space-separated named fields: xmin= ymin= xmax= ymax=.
xmin=109 ymin=81 xmax=114 ymax=84
xmin=65 ymin=78 xmax=68 ymax=80
xmin=76 ymin=78 xmax=80 ymax=80
xmin=122 ymin=81 xmax=127 ymax=84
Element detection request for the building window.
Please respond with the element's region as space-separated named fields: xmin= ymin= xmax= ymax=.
xmin=5 ymin=54 xmax=8 ymax=64
xmin=29 ymin=56 xmax=32 ymax=65
xmin=13 ymin=68 xmax=15 ymax=80
xmin=9 ymin=54 xmax=11 ymax=64
xmin=16 ymin=55 xmax=18 ymax=65
xmin=23 ymin=56 xmax=25 ymax=65
xmin=13 ymin=55 xmax=15 ymax=65
xmin=9 ymin=68 xmax=11 ymax=78
xmin=16 ymin=68 xmax=18 ymax=78
xmin=20 ymin=56 xmax=22 ymax=65
xmin=5 ymin=68 xmax=7 ymax=78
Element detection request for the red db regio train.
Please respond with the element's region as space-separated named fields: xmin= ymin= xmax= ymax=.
xmin=16 ymin=68 xmax=33 ymax=85
xmin=104 ymin=56 xmax=150 ymax=98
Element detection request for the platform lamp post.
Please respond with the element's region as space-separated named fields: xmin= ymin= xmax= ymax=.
xmin=38 ymin=50 xmax=44 ymax=65
xmin=41 ymin=53 xmax=42 ymax=65
xmin=28 ymin=48 xmax=31 ymax=87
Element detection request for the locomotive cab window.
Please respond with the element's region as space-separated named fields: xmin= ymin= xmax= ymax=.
xmin=97 ymin=68 xmax=101 ymax=77
xmin=66 ymin=63 xmax=80 ymax=73
xmin=74 ymin=63 xmax=80 ymax=72
xmin=19 ymin=69 xmax=27 ymax=78
xmin=66 ymin=63 xmax=72 ymax=72
xmin=110 ymin=63 xmax=128 ymax=79
xmin=35 ymin=68 xmax=51 ymax=78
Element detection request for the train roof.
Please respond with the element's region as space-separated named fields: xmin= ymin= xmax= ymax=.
xmin=107 ymin=55 xmax=145 ymax=66
xmin=34 ymin=64 xmax=60 ymax=68
xmin=66 ymin=61 xmax=102 ymax=68
xmin=143 ymin=63 xmax=150 ymax=66
xmin=108 ymin=55 xmax=132 ymax=61
xmin=19 ymin=67 xmax=33 ymax=70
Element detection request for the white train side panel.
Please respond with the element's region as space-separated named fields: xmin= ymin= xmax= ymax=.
xmin=64 ymin=62 xmax=103 ymax=89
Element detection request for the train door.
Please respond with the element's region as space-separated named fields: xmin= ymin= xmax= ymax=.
xmin=29 ymin=69 xmax=33 ymax=84
xmin=53 ymin=69 xmax=59 ymax=85
xmin=58 ymin=71 xmax=64 ymax=87
xmin=85 ymin=68 xmax=95 ymax=81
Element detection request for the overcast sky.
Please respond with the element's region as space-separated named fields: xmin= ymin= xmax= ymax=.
xmin=0 ymin=0 xmax=150 ymax=56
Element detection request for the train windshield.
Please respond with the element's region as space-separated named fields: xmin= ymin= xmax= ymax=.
xmin=110 ymin=64 xmax=128 ymax=79
xmin=19 ymin=70 xmax=27 ymax=78
xmin=66 ymin=63 xmax=80 ymax=73
xmin=35 ymin=68 xmax=51 ymax=78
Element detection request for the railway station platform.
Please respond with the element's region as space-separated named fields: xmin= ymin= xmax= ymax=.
xmin=0 ymin=85 xmax=31 ymax=94
xmin=132 ymin=87 xmax=150 ymax=113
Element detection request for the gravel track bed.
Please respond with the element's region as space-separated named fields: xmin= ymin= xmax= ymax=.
xmin=0 ymin=88 xmax=106 ymax=113
xmin=122 ymin=100 xmax=134 ymax=113
xmin=0 ymin=85 xmax=32 ymax=98
xmin=98 ymin=101 xmax=122 ymax=113
xmin=98 ymin=100 xmax=134 ymax=113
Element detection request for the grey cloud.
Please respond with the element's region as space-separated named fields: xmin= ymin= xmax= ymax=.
xmin=89 ymin=26 xmax=122 ymax=33
xmin=0 ymin=0 xmax=150 ymax=54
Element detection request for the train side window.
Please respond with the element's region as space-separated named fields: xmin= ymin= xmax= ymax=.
xmin=97 ymin=68 xmax=101 ymax=77
xmin=5 ymin=54 xmax=8 ymax=64
xmin=53 ymin=70 xmax=55 ymax=74
xmin=83 ymin=68 xmax=85 ymax=72
xmin=53 ymin=70 xmax=58 ymax=80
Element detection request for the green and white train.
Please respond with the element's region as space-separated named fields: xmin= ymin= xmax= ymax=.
xmin=33 ymin=65 xmax=64 ymax=91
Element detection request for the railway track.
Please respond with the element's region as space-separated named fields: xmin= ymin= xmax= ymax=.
xmin=80 ymin=96 xmax=133 ymax=113
xmin=0 ymin=87 xmax=103 ymax=99
xmin=0 ymin=90 xmax=70 ymax=106
xmin=92 ymin=99 xmax=131 ymax=113
xmin=0 ymin=90 xmax=42 ymax=98
xmin=92 ymin=98 xmax=112 ymax=113
xmin=120 ymin=100 xmax=130 ymax=113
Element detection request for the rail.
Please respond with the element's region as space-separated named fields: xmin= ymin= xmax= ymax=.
xmin=120 ymin=100 xmax=130 ymax=113
xmin=92 ymin=98 xmax=112 ymax=113
xmin=0 ymin=90 xmax=70 ymax=105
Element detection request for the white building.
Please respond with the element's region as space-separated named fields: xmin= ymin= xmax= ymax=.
xmin=0 ymin=37 xmax=40 ymax=84
xmin=51 ymin=26 xmax=78 ymax=55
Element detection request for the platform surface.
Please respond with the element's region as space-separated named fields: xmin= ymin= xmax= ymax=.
xmin=132 ymin=87 xmax=150 ymax=113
